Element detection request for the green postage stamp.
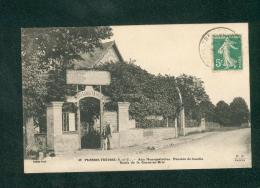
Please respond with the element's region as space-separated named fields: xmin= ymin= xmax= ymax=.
xmin=213 ymin=34 xmax=242 ymax=70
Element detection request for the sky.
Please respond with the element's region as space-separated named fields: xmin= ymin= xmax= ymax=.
xmin=110 ymin=23 xmax=250 ymax=106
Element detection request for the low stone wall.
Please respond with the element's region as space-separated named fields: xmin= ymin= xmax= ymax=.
xmin=205 ymin=122 xmax=221 ymax=131
xmin=241 ymin=122 xmax=250 ymax=127
xmin=185 ymin=119 xmax=200 ymax=127
xmin=185 ymin=127 xmax=204 ymax=135
xmin=143 ymin=128 xmax=175 ymax=143
xmin=111 ymin=127 xmax=176 ymax=148
xmin=118 ymin=129 xmax=144 ymax=147
xmin=110 ymin=132 xmax=120 ymax=149
xmin=54 ymin=133 xmax=80 ymax=153
xmin=184 ymin=118 xmax=206 ymax=135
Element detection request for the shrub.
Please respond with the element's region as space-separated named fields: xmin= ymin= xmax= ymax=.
xmin=26 ymin=144 xmax=39 ymax=159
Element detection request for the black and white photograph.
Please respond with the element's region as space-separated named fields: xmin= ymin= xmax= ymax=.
xmin=22 ymin=23 xmax=251 ymax=173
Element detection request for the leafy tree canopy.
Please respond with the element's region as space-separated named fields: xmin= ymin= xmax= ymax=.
xmin=90 ymin=62 xmax=211 ymax=123
xmin=215 ymin=100 xmax=231 ymax=126
xmin=230 ymin=97 xmax=250 ymax=125
xmin=176 ymin=74 xmax=210 ymax=120
xmin=22 ymin=27 xmax=113 ymax=124
xmin=22 ymin=27 xmax=214 ymax=128
xmin=193 ymin=100 xmax=216 ymax=122
xmin=214 ymin=98 xmax=250 ymax=126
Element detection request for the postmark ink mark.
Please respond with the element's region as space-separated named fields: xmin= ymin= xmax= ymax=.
xmin=199 ymin=27 xmax=236 ymax=68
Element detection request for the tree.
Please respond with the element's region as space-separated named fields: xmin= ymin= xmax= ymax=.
xmin=94 ymin=62 xmax=177 ymax=122
xmin=92 ymin=62 xmax=212 ymax=126
xmin=215 ymin=100 xmax=231 ymax=126
xmin=229 ymin=97 xmax=250 ymax=126
xmin=176 ymin=74 xmax=210 ymax=120
xmin=195 ymin=100 xmax=216 ymax=122
xmin=22 ymin=27 xmax=113 ymax=126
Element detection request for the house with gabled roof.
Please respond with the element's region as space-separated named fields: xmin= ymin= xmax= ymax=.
xmin=73 ymin=41 xmax=124 ymax=69
xmin=25 ymin=41 xmax=124 ymax=153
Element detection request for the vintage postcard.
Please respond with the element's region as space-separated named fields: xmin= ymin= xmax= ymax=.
xmin=22 ymin=23 xmax=251 ymax=173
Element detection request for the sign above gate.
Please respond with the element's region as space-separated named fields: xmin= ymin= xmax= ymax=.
xmin=66 ymin=86 xmax=104 ymax=102
xmin=66 ymin=70 xmax=111 ymax=85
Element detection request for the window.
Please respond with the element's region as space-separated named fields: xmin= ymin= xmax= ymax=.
xmin=62 ymin=112 xmax=77 ymax=132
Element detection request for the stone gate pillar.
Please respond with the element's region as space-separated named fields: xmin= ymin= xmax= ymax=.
xmin=46 ymin=101 xmax=63 ymax=151
xmin=118 ymin=102 xmax=130 ymax=132
xmin=174 ymin=117 xmax=178 ymax=138
xmin=99 ymin=99 xmax=104 ymax=148
xmin=77 ymin=101 xmax=81 ymax=148
xmin=200 ymin=118 xmax=206 ymax=131
xmin=179 ymin=107 xmax=186 ymax=136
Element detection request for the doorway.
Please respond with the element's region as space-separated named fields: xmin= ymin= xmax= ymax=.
xmin=79 ymin=97 xmax=101 ymax=149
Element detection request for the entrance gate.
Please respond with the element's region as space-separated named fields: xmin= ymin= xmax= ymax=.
xmin=66 ymin=70 xmax=111 ymax=149
xmin=80 ymin=97 xmax=101 ymax=148
xmin=46 ymin=70 xmax=137 ymax=153
xmin=67 ymin=86 xmax=105 ymax=149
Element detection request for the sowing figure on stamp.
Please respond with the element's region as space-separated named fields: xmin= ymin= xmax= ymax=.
xmin=218 ymin=37 xmax=238 ymax=68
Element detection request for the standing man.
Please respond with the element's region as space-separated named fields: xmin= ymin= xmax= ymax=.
xmin=106 ymin=122 xmax=112 ymax=150
xmin=101 ymin=126 xmax=107 ymax=150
